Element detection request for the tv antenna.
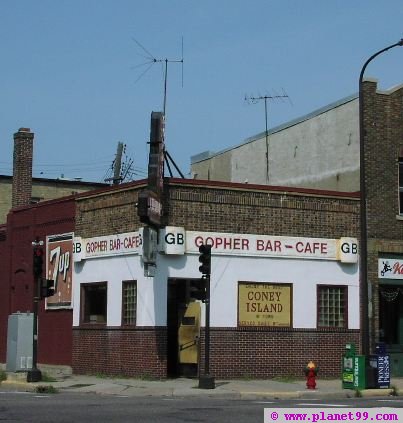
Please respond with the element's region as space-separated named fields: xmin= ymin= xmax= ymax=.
xmin=132 ymin=37 xmax=185 ymax=178
xmin=245 ymin=90 xmax=291 ymax=184
xmin=132 ymin=37 xmax=184 ymax=116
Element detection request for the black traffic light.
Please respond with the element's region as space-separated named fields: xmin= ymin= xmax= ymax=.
xmin=189 ymin=279 xmax=207 ymax=302
xmin=198 ymin=244 xmax=212 ymax=276
xmin=33 ymin=247 xmax=44 ymax=278
xmin=40 ymin=278 xmax=55 ymax=299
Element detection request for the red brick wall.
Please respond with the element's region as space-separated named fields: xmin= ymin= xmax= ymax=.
xmin=0 ymin=226 xmax=9 ymax=363
xmin=0 ymin=197 xmax=75 ymax=365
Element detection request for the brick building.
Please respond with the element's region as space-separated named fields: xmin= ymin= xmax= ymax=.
xmin=71 ymin=178 xmax=359 ymax=379
xmin=0 ymin=196 xmax=76 ymax=369
xmin=362 ymin=80 xmax=403 ymax=375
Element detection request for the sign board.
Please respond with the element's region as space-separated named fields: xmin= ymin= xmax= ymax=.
xmin=159 ymin=227 xmax=186 ymax=255
xmin=46 ymin=233 xmax=73 ymax=309
xmin=377 ymin=355 xmax=390 ymax=388
xmin=379 ymin=258 xmax=403 ymax=279
xmin=73 ymin=231 xmax=142 ymax=262
xmin=238 ymin=283 xmax=292 ymax=327
xmin=182 ymin=230 xmax=358 ymax=263
xmin=137 ymin=190 xmax=163 ymax=227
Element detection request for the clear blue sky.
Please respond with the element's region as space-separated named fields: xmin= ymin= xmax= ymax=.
xmin=1 ymin=1 xmax=402 ymax=182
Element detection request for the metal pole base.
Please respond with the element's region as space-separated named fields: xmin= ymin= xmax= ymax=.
xmin=198 ymin=374 xmax=215 ymax=389
xmin=27 ymin=369 xmax=42 ymax=383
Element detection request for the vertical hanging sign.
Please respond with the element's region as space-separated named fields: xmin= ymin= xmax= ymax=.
xmin=137 ymin=111 xmax=165 ymax=227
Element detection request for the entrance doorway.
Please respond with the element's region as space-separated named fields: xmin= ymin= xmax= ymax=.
xmin=379 ymin=284 xmax=403 ymax=375
xmin=167 ymin=278 xmax=202 ymax=378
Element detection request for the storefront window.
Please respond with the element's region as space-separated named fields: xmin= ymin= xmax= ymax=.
xmin=81 ymin=282 xmax=107 ymax=324
xmin=122 ymin=280 xmax=137 ymax=325
xmin=317 ymin=285 xmax=346 ymax=328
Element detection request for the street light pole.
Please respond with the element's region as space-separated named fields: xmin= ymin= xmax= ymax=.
xmin=359 ymin=39 xmax=403 ymax=356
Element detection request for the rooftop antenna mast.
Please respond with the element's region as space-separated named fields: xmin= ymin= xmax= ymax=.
xmin=132 ymin=37 xmax=185 ymax=178
xmin=245 ymin=90 xmax=291 ymax=184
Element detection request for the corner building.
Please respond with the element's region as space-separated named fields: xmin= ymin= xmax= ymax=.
xmin=71 ymin=178 xmax=359 ymax=379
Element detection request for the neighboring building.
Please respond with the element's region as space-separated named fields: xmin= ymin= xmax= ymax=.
xmin=0 ymin=195 xmax=76 ymax=370
xmin=362 ymin=80 xmax=403 ymax=375
xmin=0 ymin=175 xmax=107 ymax=224
xmin=70 ymin=178 xmax=359 ymax=379
xmin=0 ymin=127 xmax=107 ymax=224
xmin=191 ymin=93 xmax=360 ymax=192
xmin=191 ymin=81 xmax=403 ymax=192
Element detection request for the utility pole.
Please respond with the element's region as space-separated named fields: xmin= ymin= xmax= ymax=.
xmin=113 ymin=142 xmax=124 ymax=185
xmin=27 ymin=238 xmax=43 ymax=383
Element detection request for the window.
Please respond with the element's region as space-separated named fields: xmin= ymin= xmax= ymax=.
xmin=81 ymin=282 xmax=107 ymax=324
xmin=122 ymin=281 xmax=137 ymax=325
xmin=317 ymin=286 xmax=347 ymax=328
xmin=399 ymin=158 xmax=403 ymax=214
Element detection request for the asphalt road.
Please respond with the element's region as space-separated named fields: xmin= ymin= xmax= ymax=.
xmin=1 ymin=392 xmax=403 ymax=423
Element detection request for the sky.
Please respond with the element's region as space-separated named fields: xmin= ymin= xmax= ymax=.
xmin=1 ymin=1 xmax=402 ymax=183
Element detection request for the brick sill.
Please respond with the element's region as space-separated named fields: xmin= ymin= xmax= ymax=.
xmin=396 ymin=215 xmax=403 ymax=221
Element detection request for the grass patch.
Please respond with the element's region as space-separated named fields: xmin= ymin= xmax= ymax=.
xmin=40 ymin=373 xmax=57 ymax=383
xmin=35 ymin=385 xmax=58 ymax=394
xmin=0 ymin=370 xmax=6 ymax=383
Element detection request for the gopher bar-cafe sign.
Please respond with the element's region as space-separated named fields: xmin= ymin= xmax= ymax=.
xmin=73 ymin=231 xmax=142 ymax=261
xmin=160 ymin=227 xmax=358 ymax=263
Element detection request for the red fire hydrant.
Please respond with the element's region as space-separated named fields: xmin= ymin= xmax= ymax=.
xmin=304 ymin=361 xmax=318 ymax=389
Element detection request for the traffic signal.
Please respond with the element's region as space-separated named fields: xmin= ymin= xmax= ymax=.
xmin=198 ymin=244 xmax=212 ymax=276
xmin=40 ymin=278 xmax=55 ymax=299
xmin=189 ymin=279 xmax=207 ymax=302
xmin=33 ymin=247 xmax=44 ymax=278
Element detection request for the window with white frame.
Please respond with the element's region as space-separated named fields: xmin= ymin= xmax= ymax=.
xmin=317 ymin=285 xmax=347 ymax=328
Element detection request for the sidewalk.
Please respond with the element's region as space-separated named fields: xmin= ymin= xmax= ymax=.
xmin=2 ymin=372 xmax=403 ymax=399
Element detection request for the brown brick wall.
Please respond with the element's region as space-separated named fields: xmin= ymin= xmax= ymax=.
xmin=72 ymin=327 xmax=167 ymax=378
xmin=0 ymin=176 xmax=107 ymax=224
xmin=363 ymin=81 xmax=403 ymax=351
xmin=72 ymin=326 xmax=359 ymax=378
xmin=12 ymin=128 xmax=34 ymax=209
xmin=164 ymin=181 xmax=359 ymax=239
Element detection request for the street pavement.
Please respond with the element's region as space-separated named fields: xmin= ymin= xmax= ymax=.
xmin=2 ymin=372 xmax=403 ymax=399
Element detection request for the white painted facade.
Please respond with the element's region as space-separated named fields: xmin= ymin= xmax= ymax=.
xmin=72 ymin=229 xmax=360 ymax=330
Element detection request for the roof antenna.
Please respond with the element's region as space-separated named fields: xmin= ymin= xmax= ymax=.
xmin=132 ymin=37 xmax=185 ymax=178
xmin=245 ymin=89 xmax=291 ymax=184
xmin=131 ymin=36 xmax=184 ymax=116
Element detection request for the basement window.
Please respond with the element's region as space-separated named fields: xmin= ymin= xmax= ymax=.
xmin=317 ymin=285 xmax=347 ymax=328
xmin=81 ymin=282 xmax=107 ymax=324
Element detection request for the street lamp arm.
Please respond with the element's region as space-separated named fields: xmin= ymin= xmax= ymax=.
xmin=359 ymin=39 xmax=403 ymax=84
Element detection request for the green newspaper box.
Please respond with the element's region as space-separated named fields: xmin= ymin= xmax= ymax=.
xmin=342 ymin=343 xmax=356 ymax=389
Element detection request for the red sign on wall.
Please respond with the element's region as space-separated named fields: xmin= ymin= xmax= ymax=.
xmin=46 ymin=233 xmax=73 ymax=309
